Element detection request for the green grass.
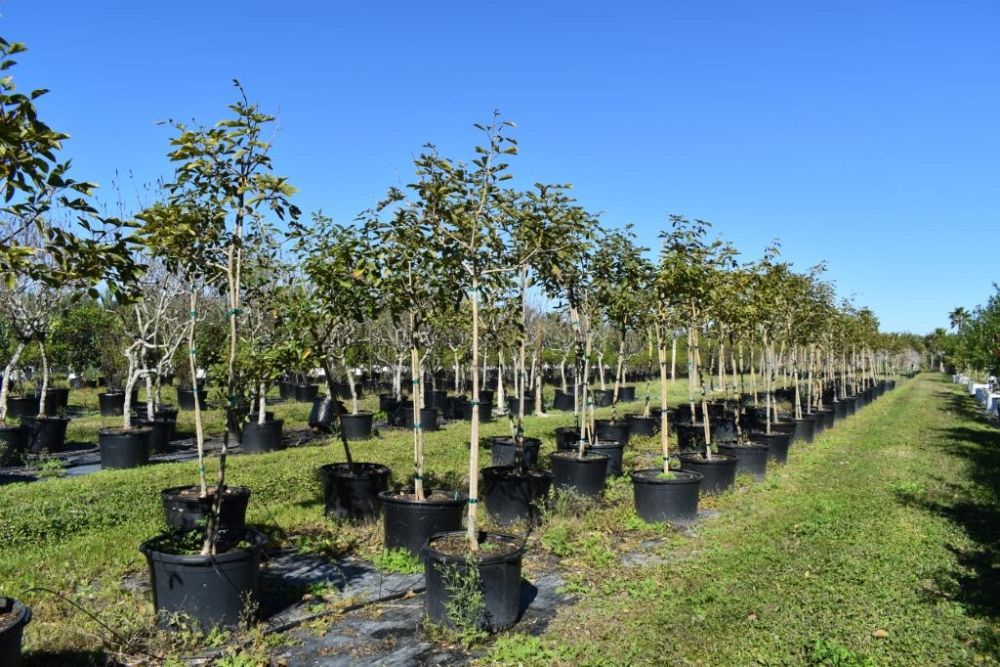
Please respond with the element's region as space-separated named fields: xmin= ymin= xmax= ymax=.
xmin=483 ymin=374 xmax=1000 ymax=666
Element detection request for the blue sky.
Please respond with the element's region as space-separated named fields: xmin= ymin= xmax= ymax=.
xmin=4 ymin=1 xmax=998 ymax=333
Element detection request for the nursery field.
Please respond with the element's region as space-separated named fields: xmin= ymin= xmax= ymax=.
xmin=1 ymin=373 xmax=999 ymax=665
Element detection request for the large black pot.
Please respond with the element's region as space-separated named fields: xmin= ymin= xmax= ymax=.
xmin=594 ymin=419 xmax=631 ymax=445
xmin=422 ymin=531 xmax=526 ymax=632
xmin=631 ymin=469 xmax=702 ymax=524
xmin=340 ymin=412 xmax=374 ymax=440
xmin=399 ymin=406 xmax=440 ymax=432
xmin=752 ymin=431 xmax=792 ymax=464
xmin=97 ymin=391 xmax=125 ymax=417
xmin=135 ymin=418 xmax=175 ymax=455
xmin=554 ymin=426 xmax=581 ymax=450
xmin=487 ymin=436 xmax=541 ymax=468
xmin=319 ymin=462 xmax=391 ymax=521
xmin=98 ymin=428 xmax=151 ymax=469
xmin=177 ymin=387 xmax=208 ymax=411
xmin=481 ymin=466 xmax=552 ymax=526
xmin=676 ymin=423 xmax=710 ymax=453
xmin=549 ymin=451 xmax=610 ymax=497
xmin=294 ymin=384 xmax=318 ymax=403
xmin=279 ymin=380 xmax=296 ymax=400
xmin=378 ymin=393 xmax=399 ymax=415
xmin=426 ymin=390 xmax=448 ymax=412
xmin=241 ymin=419 xmax=283 ymax=453
xmin=678 ymin=453 xmax=738 ymax=494
xmin=618 ymin=386 xmax=636 ymax=402
xmin=380 ymin=489 xmax=466 ymax=556
xmin=591 ymin=389 xmax=613 ymax=407
xmin=154 ymin=406 xmax=179 ymax=423
xmin=140 ymin=529 xmax=266 ymax=630
xmin=45 ymin=387 xmax=69 ymax=413
xmin=717 ymin=442 xmax=769 ymax=481
xmin=460 ymin=401 xmax=493 ymax=423
xmin=161 ymin=485 xmax=251 ymax=532
xmin=832 ymin=400 xmax=847 ymax=420
xmin=24 ymin=415 xmax=70 ymax=454
xmin=309 ymin=395 xmax=345 ymax=433
xmin=6 ymin=395 xmax=39 ymax=420
xmin=794 ymin=417 xmax=816 ymax=444
xmin=506 ymin=394 xmax=535 ymax=416
xmin=817 ymin=408 xmax=835 ymax=430
xmin=624 ymin=413 xmax=657 ymax=437
xmin=552 ymin=390 xmax=575 ymax=411
xmin=0 ymin=597 xmax=31 ymax=667
xmin=0 ymin=424 xmax=27 ymax=465
xmin=588 ymin=440 xmax=625 ymax=477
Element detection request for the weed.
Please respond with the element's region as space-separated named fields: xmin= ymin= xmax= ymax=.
xmin=373 ymin=547 xmax=422 ymax=574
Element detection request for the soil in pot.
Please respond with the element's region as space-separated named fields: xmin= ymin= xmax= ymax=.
xmin=717 ymin=442 xmax=769 ymax=481
xmin=0 ymin=597 xmax=31 ymax=667
xmin=481 ymin=466 xmax=552 ymax=526
xmin=631 ymin=469 xmax=703 ymax=525
xmin=594 ymin=419 xmax=631 ymax=445
xmin=319 ymin=462 xmax=390 ymax=521
xmin=241 ymin=419 xmax=284 ymax=453
xmin=588 ymin=440 xmax=625 ymax=477
xmin=624 ymin=413 xmax=657 ymax=437
xmin=379 ymin=489 xmax=466 ymax=556
xmin=422 ymin=531 xmax=526 ymax=632
xmin=549 ymin=451 xmax=610 ymax=497
xmin=677 ymin=452 xmax=737 ymax=494
xmin=24 ymin=415 xmax=70 ymax=454
xmin=752 ymin=431 xmax=792 ymax=464
xmin=161 ymin=485 xmax=251 ymax=532
xmin=99 ymin=428 xmax=151 ymax=469
xmin=487 ymin=436 xmax=541 ymax=468
xmin=140 ymin=528 xmax=266 ymax=630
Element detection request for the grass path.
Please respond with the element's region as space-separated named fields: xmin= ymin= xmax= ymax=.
xmin=489 ymin=374 xmax=1000 ymax=666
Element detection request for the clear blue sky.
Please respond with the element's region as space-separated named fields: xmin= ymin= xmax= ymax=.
xmin=4 ymin=1 xmax=998 ymax=334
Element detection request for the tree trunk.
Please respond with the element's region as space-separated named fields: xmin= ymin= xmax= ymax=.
xmin=37 ymin=340 xmax=49 ymax=418
xmin=0 ymin=341 xmax=27 ymax=423
xmin=466 ymin=279 xmax=482 ymax=550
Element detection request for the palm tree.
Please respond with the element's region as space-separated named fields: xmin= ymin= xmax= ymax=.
xmin=949 ymin=307 xmax=969 ymax=334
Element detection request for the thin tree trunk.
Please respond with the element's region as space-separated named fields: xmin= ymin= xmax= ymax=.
xmin=0 ymin=341 xmax=27 ymax=423
xmin=37 ymin=340 xmax=49 ymax=418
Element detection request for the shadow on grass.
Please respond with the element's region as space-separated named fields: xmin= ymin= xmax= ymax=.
xmin=24 ymin=650 xmax=112 ymax=666
xmin=896 ymin=389 xmax=1000 ymax=653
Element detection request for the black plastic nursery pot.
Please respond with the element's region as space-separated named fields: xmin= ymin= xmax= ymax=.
xmin=400 ymin=406 xmax=440 ymax=432
xmin=818 ymin=408 xmax=835 ymax=430
xmin=380 ymin=489 xmax=467 ymax=555
xmin=592 ymin=389 xmax=613 ymax=407
xmin=242 ymin=419 xmax=284 ymax=454
xmin=161 ymin=485 xmax=251 ymax=532
xmin=752 ymin=431 xmax=792 ymax=464
xmin=24 ymin=415 xmax=70 ymax=454
xmin=618 ymin=386 xmax=636 ymax=402
xmin=279 ymin=380 xmax=295 ymax=400
xmin=294 ymin=384 xmax=318 ymax=403
xmin=422 ymin=531 xmax=526 ymax=632
xmin=378 ymin=393 xmax=399 ymax=415
xmin=794 ymin=417 xmax=816 ymax=444
xmin=154 ymin=406 xmax=179 ymax=423
xmin=487 ymin=436 xmax=541 ymax=468
xmin=319 ymin=462 xmax=391 ymax=521
xmin=177 ymin=387 xmax=208 ymax=411
xmin=552 ymin=390 xmax=575 ymax=411
xmin=631 ymin=469 xmax=703 ymax=525
xmin=844 ymin=396 xmax=858 ymax=416
xmin=460 ymin=401 xmax=493 ymax=423
xmin=832 ymin=400 xmax=848 ymax=421
xmin=676 ymin=423 xmax=710 ymax=453
xmin=506 ymin=395 xmax=535 ymax=416
xmin=46 ymin=387 xmax=69 ymax=412
xmin=140 ymin=528 xmax=266 ymax=630
xmin=554 ymin=426 xmax=581 ymax=451
xmin=0 ymin=597 xmax=31 ymax=667
xmin=339 ymin=411 xmax=374 ymax=440
xmin=99 ymin=428 xmax=151 ymax=469
xmin=549 ymin=451 xmax=610 ymax=497
xmin=588 ymin=439 xmax=625 ymax=477
xmin=136 ymin=418 xmax=175 ymax=454
xmin=677 ymin=452 xmax=738 ymax=494
xmin=426 ymin=390 xmax=448 ymax=412
xmin=309 ymin=395 xmax=345 ymax=433
xmin=481 ymin=466 xmax=553 ymax=526
xmin=594 ymin=419 xmax=631 ymax=445
xmin=6 ymin=395 xmax=39 ymax=420
xmin=0 ymin=424 xmax=27 ymax=465
xmin=624 ymin=413 xmax=657 ymax=437
xmin=717 ymin=442 xmax=769 ymax=481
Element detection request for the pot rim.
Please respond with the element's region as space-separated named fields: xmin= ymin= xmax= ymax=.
xmin=0 ymin=597 xmax=31 ymax=631
xmin=140 ymin=527 xmax=266 ymax=565
xmin=631 ymin=468 xmax=703 ymax=484
xmin=549 ymin=450 xmax=611 ymax=463
xmin=718 ymin=441 xmax=770 ymax=451
xmin=160 ymin=484 xmax=251 ymax=499
xmin=481 ymin=465 xmax=553 ymax=480
xmin=422 ymin=530 xmax=526 ymax=565
xmin=319 ymin=461 xmax=390 ymax=478
xmin=98 ymin=426 xmax=152 ymax=437
xmin=678 ymin=452 xmax=739 ymax=464
xmin=378 ymin=488 xmax=467 ymax=506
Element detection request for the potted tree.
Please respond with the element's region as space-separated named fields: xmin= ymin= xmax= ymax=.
xmin=137 ymin=85 xmax=298 ymax=629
